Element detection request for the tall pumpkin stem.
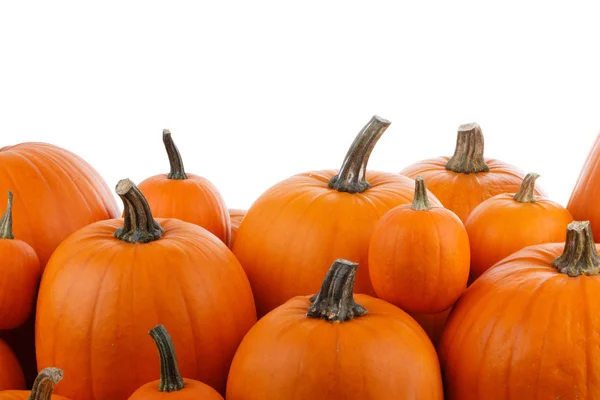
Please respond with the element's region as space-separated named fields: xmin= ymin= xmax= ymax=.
xmin=445 ymin=123 xmax=490 ymax=174
xmin=114 ymin=179 xmax=164 ymax=243
xmin=149 ymin=324 xmax=185 ymax=392
xmin=328 ymin=115 xmax=391 ymax=193
xmin=163 ymin=129 xmax=188 ymax=180
xmin=552 ymin=221 xmax=600 ymax=276
xmin=0 ymin=191 xmax=14 ymax=239
xmin=307 ymin=259 xmax=367 ymax=322
xmin=28 ymin=367 xmax=64 ymax=400
xmin=411 ymin=176 xmax=431 ymax=211
xmin=513 ymin=173 xmax=540 ymax=203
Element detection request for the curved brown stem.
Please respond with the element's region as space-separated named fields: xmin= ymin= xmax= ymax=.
xmin=149 ymin=324 xmax=185 ymax=392
xmin=0 ymin=191 xmax=14 ymax=239
xmin=328 ymin=115 xmax=391 ymax=193
xmin=552 ymin=221 xmax=600 ymax=276
xmin=411 ymin=176 xmax=431 ymax=211
xmin=445 ymin=123 xmax=490 ymax=174
xmin=513 ymin=173 xmax=540 ymax=203
xmin=163 ymin=129 xmax=188 ymax=180
xmin=28 ymin=367 xmax=64 ymax=400
xmin=307 ymin=259 xmax=367 ymax=322
xmin=114 ymin=179 xmax=163 ymax=243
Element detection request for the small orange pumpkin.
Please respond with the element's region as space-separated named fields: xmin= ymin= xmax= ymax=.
xmin=128 ymin=325 xmax=224 ymax=400
xmin=0 ymin=339 xmax=24 ymax=391
xmin=0 ymin=368 xmax=69 ymax=400
xmin=465 ymin=173 xmax=573 ymax=281
xmin=138 ymin=130 xmax=231 ymax=244
xmin=401 ymin=123 xmax=544 ymax=222
xmin=368 ymin=177 xmax=470 ymax=313
xmin=0 ymin=192 xmax=42 ymax=330
xmin=228 ymin=209 xmax=246 ymax=249
xmin=226 ymin=259 xmax=444 ymax=400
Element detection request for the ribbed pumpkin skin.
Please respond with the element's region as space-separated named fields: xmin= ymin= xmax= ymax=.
xmin=439 ymin=243 xmax=600 ymax=399
xmin=567 ymin=133 xmax=600 ymax=239
xmin=0 ymin=392 xmax=69 ymax=400
xmin=138 ymin=174 xmax=231 ymax=245
xmin=226 ymin=294 xmax=444 ymax=400
xmin=36 ymin=219 xmax=257 ymax=400
xmin=0 ymin=236 xmax=41 ymax=330
xmin=232 ymin=170 xmax=441 ymax=317
xmin=0 ymin=339 xmax=24 ymax=391
xmin=401 ymin=158 xmax=544 ymax=223
xmin=128 ymin=379 xmax=224 ymax=400
xmin=0 ymin=143 xmax=119 ymax=267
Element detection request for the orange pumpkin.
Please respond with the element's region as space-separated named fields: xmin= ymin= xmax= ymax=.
xmin=409 ymin=307 xmax=453 ymax=350
xmin=568 ymin=132 xmax=600 ymax=239
xmin=401 ymin=123 xmax=544 ymax=222
xmin=128 ymin=325 xmax=224 ymax=400
xmin=0 ymin=192 xmax=42 ymax=331
xmin=439 ymin=220 xmax=600 ymax=399
xmin=0 ymin=368 xmax=69 ymax=400
xmin=226 ymin=259 xmax=444 ymax=400
xmin=0 ymin=142 xmax=118 ymax=267
xmin=138 ymin=130 xmax=231 ymax=244
xmin=368 ymin=176 xmax=470 ymax=313
xmin=233 ymin=116 xmax=441 ymax=316
xmin=228 ymin=209 xmax=245 ymax=249
xmin=465 ymin=173 xmax=573 ymax=281
xmin=0 ymin=339 xmax=24 ymax=391
xmin=36 ymin=179 xmax=257 ymax=400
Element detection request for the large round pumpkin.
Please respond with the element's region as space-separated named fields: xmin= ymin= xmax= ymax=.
xmin=0 ymin=339 xmax=24 ymax=391
xmin=36 ymin=179 xmax=257 ymax=400
xmin=465 ymin=173 xmax=573 ymax=281
xmin=0 ymin=142 xmax=118 ymax=267
xmin=137 ymin=130 xmax=231 ymax=244
xmin=233 ymin=116 xmax=441 ymax=316
xmin=400 ymin=123 xmax=544 ymax=222
xmin=0 ymin=192 xmax=41 ymax=330
xmin=439 ymin=220 xmax=600 ymax=399
xmin=0 ymin=368 xmax=69 ymax=400
xmin=226 ymin=259 xmax=444 ymax=400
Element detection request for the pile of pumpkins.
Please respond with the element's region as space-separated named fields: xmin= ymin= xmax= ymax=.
xmin=1 ymin=116 xmax=600 ymax=399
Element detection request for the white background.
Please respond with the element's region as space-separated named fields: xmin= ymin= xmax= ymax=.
xmin=1 ymin=1 xmax=599 ymax=210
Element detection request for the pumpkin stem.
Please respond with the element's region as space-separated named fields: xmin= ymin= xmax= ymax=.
xmin=513 ymin=173 xmax=540 ymax=203
xmin=445 ymin=123 xmax=490 ymax=174
xmin=307 ymin=259 xmax=367 ymax=322
xmin=0 ymin=191 xmax=14 ymax=239
xmin=27 ymin=367 xmax=64 ymax=400
xmin=411 ymin=176 xmax=431 ymax=211
xmin=552 ymin=221 xmax=600 ymax=277
xmin=114 ymin=179 xmax=164 ymax=243
xmin=328 ymin=115 xmax=391 ymax=193
xmin=149 ymin=324 xmax=185 ymax=392
xmin=163 ymin=129 xmax=188 ymax=180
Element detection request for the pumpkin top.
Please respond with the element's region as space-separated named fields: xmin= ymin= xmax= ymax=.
xmin=552 ymin=220 xmax=600 ymax=277
xmin=411 ymin=176 xmax=431 ymax=211
xmin=328 ymin=115 xmax=390 ymax=194
xmin=0 ymin=191 xmax=14 ymax=240
xmin=114 ymin=179 xmax=164 ymax=244
xmin=162 ymin=129 xmax=187 ymax=180
xmin=445 ymin=122 xmax=490 ymax=174
xmin=513 ymin=173 xmax=540 ymax=203
xmin=149 ymin=324 xmax=185 ymax=393
xmin=28 ymin=367 xmax=64 ymax=400
xmin=307 ymin=259 xmax=367 ymax=322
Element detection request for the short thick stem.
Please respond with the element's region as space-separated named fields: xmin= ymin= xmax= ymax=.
xmin=411 ymin=176 xmax=431 ymax=211
xmin=328 ymin=115 xmax=391 ymax=193
xmin=149 ymin=325 xmax=185 ymax=392
xmin=445 ymin=123 xmax=490 ymax=174
xmin=28 ymin=367 xmax=64 ymax=400
xmin=552 ymin=221 xmax=600 ymax=276
xmin=163 ymin=129 xmax=188 ymax=180
xmin=0 ymin=191 xmax=14 ymax=239
xmin=513 ymin=173 xmax=540 ymax=203
xmin=114 ymin=179 xmax=163 ymax=243
xmin=307 ymin=259 xmax=367 ymax=322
